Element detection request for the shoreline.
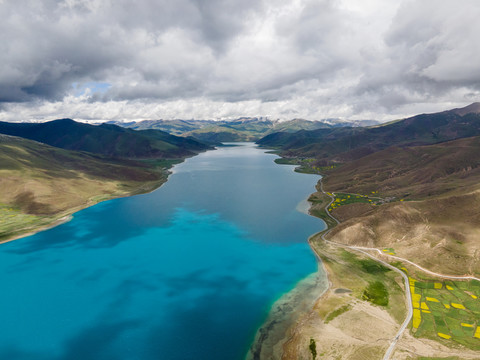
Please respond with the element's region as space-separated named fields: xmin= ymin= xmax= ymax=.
xmin=0 ymin=177 xmax=169 ymax=246
xmin=262 ymin=173 xmax=480 ymax=359
xmin=0 ymin=147 xmax=195 ymax=246
xmin=246 ymin=193 xmax=331 ymax=359
xmin=245 ymin=162 xmax=329 ymax=359
xmin=278 ymin=179 xmax=407 ymax=359
xmin=245 ymin=257 xmax=329 ymax=360
xmin=246 ymin=171 xmax=404 ymax=359
xmin=277 ymin=233 xmax=333 ymax=356
xmin=0 ymin=214 xmax=73 ymax=245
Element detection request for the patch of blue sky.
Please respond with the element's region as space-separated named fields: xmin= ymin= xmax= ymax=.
xmin=71 ymin=82 xmax=111 ymax=96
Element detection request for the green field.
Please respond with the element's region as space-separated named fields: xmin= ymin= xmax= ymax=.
xmin=274 ymin=157 xmax=339 ymax=174
xmin=307 ymin=191 xmax=338 ymax=229
xmin=0 ymin=204 xmax=56 ymax=241
xmin=324 ymin=304 xmax=352 ymax=324
xmin=327 ymin=192 xmax=380 ymax=212
xmin=312 ymin=242 xmax=408 ymax=326
xmin=409 ymin=276 xmax=480 ymax=350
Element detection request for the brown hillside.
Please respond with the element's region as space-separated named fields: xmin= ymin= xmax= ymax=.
xmin=0 ymin=135 xmax=168 ymax=241
xmin=326 ymin=193 xmax=480 ymax=275
xmin=323 ymin=135 xmax=480 ymax=199
xmin=318 ymin=135 xmax=480 ymax=276
xmin=451 ymin=102 xmax=480 ymax=116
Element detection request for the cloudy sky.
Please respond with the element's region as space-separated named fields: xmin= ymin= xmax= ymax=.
xmin=1 ymin=0 xmax=479 ymax=122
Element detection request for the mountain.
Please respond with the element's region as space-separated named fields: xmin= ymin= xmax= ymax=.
xmin=110 ymin=117 xmax=378 ymax=142
xmin=323 ymin=135 xmax=480 ymax=199
xmin=0 ymin=119 xmax=214 ymax=241
xmin=277 ymin=104 xmax=480 ymax=281
xmin=255 ymin=102 xmax=480 ymax=274
xmin=257 ymin=102 xmax=480 ymax=162
xmin=284 ymin=103 xmax=480 ymax=276
xmin=263 ymin=103 xmax=480 ymax=356
xmin=450 ymin=102 xmax=480 ymax=116
xmin=0 ymin=134 xmax=169 ymax=241
xmin=313 ymin=134 xmax=480 ymax=275
xmin=0 ymin=119 xmax=212 ymax=159
xmin=124 ymin=118 xmax=334 ymax=141
xmin=181 ymin=118 xmax=276 ymax=142
xmin=117 ymin=119 xmax=216 ymax=136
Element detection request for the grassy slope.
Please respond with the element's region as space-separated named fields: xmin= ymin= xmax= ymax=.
xmin=282 ymin=239 xmax=407 ymax=360
xmin=0 ymin=135 xmax=169 ymax=241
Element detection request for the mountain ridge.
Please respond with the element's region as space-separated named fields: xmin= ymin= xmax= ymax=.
xmin=257 ymin=102 xmax=480 ymax=162
xmin=0 ymin=118 xmax=212 ymax=159
xmin=104 ymin=117 xmax=379 ymax=142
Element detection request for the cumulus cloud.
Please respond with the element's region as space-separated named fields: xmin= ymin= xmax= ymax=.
xmin=0 ymin=0 xmax=479 ymax=122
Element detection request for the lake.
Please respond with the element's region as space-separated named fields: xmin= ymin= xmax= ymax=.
xmin=0 ymin=143 xmax=326 ymax=360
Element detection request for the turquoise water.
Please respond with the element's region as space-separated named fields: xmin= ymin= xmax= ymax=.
xmin=0 ymin=143 xmax=325 ymax=360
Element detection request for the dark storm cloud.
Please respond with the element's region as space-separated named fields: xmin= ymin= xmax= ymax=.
xmin=0 ymin=1 xmax=133 ymax=102
xmin=0 ymin=0 xmax=264 ymax=103
xmin=0 ymin=0 xmax=479 ymax=121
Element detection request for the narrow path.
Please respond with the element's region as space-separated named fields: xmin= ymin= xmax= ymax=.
xmin=321 ymin=185 xmax=480 ymax=282
xmin=370 ymin=249 xmax=480 ymax=282
xmin=316 ymin=180 xmax=412 ymax=360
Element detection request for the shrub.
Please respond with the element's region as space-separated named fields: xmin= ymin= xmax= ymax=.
xmin=309 ymin=338 xmax=317 ymax=360
xmin=362 ymin=281 xmax=389 ymax=306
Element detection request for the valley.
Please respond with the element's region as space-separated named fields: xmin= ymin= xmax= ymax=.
xmin=2 ymin=103 xmax=480 ymax=359
xmin=3 ymin=2 xmax=479 ymax=359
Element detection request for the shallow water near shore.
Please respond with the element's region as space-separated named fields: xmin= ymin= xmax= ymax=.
xmin=0 ymin=143 xmax=325 ymax=360
xmin=246 ymin=266 xmax=328 ymax=360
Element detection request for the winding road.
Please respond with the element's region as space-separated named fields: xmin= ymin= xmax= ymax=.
xmin=313 ymin=179 xmax=480 ymax=359
xmin=315 ymin=180 xmax=412 ymax=360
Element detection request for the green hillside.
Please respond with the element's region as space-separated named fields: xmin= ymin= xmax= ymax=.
xmin=0 ymin=119 xmax=212 ymax=159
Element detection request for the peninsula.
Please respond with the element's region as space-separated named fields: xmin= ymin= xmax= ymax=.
xmin=0 ymin=119 xmax=212 ymax=242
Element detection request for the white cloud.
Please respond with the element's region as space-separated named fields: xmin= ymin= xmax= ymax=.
xmin=0 ymin=0 xmax=479 ymax=122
